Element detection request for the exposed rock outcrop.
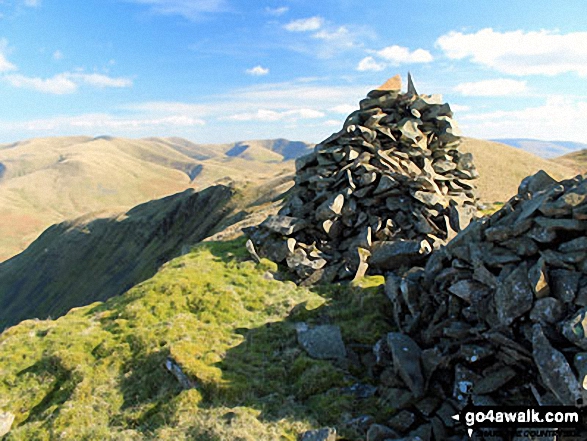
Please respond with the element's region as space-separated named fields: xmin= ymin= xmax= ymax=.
xmin=371 ymin=171 xmax=587 ymax=438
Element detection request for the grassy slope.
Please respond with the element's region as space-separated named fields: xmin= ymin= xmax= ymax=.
xmin=460 ymin=137 xmax=576 ymax=204
xmin=0 ymin=137 xmax=297 ymax=262
xmin=0 ymin=239 xmax=391 ymax=440
xmin=0 ymin=185 xmax=237 ymax=331
xmin=552 ymin=149 xmax=587 ymax=174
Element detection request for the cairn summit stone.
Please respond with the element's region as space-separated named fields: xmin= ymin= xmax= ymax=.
xmin=246 ymin=74 xmax=479 ymax=283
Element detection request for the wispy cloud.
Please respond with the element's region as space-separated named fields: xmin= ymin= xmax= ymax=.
xmin=437 ymin=28 xmax=587 ymax=76
xmin=226 ymin=108 xmax=325 ymax=122
xmin=1 ymin=113 xmax=205 ymax=133
xmin=4 ymin=73 xmax=78 ymax=94
xmin=124 ymin=0 xmax=228 ymax=20
xmin=454 ymin=78 xmax=528 ymax=96
xmin=72 ymin=73 xmax=133 ymax=88
xmin=459 ymin=95 xmax=587 ymax=142
xmin=245 ymin=65 xmax=269 ymax=76
xmin=4 ymin=72 xmax=133 ymax=94
xmin=52 ymin=50 xmax=63 ymax=61
xmin=284 ymin=16 xmax=323 ymax=32
xmin=23 ymin=0 xmax=41 ymax=7
xmin=0 ymin=39 xmax=16 ymax=72
xmin=265 ymin=6 xmax=288 ymax=16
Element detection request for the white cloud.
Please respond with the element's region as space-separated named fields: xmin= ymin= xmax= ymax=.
xmin=377 ymin=45 xmax=433 ymax=64
xmin=52 ymin=50 xmax=63 ymax=61
xmin=0 ymin=39 xmax=16 ymax=72
xmin=124 ymin=0 xmax=227 ymax=20
xmin=329 ymin=104 xmax=356 ymax=114
xmin=458 ymin=95 xmax=587 ymax=142
xmin=454 ymin=78 xmax=528 ymax=96
xmin=245 ymin=65 xmax=269 ymax=76
xmin=265 ymin=6 xmax=288 ymax=16
xmin=284 ymin=16 xmax=323 ymax=32
xmin=437 ymin=28 xmax=587 ymax=76
xmin=227 ymin=108 xmax=325 ymax=122
xmin=357 ymin=56 xmax=385 ymax=72
xmin=4 ymin=73 xmax=78 ymax=94
xmin=450 ymin=104 xmax=470 ymax=113
xmin=313 ymin=26 xmax=349 ymax=41
xmin=4 ymin=72 xmax=133 ymax=94
xmin=23 ymin=0 xmax=40 ymax=7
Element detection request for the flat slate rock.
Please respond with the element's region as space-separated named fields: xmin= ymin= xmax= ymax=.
xmin=296 ymin=323 xmax=347 ymax=360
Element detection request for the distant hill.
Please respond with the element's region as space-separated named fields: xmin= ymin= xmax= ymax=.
xmin=491 ymin=138 xmax=587 ymax=159
xmin=460 ymin=138 xmax=575 ymax=203
xmin=0 ymin=136 xmax=312 ymax=261
xmin=552 ymin=149 xmax=587 ymax=174
xmin=0 ymin=134 xmax=578 ymax=262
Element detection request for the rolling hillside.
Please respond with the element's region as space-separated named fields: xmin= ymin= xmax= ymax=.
xmin=459 ymin=137 xmax=576 ymax=203
xmin=552 ymin=148 xmax=587 ymax=174
xmin=0 ymin=136 xmax=311 ymax=262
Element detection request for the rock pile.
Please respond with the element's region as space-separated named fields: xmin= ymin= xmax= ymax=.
xmin=372 ymin=171 xmax=587 ymax=439
xmin=246 ymin=74 xmax=479 ymax=283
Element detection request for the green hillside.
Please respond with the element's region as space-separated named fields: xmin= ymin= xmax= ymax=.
xmin=0 ymin=185 xmax=236 ymax=330
xmin=0 ymin=239 xmax=390 ymax=440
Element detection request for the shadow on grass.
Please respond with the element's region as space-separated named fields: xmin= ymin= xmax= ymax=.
xmin=113 ymin=348 xmax=183 ymax=433
xmin=17 ymin=356 xmax=81 ymax=425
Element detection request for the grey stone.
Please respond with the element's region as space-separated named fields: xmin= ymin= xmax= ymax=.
xmin=366 ymin=424 xmax=400 ymax=441
xmin=473 ymin=365 xmax=516 ymax=394
xmin=370 ymin=240 xmax=432 ymax=270
xmin=387 ymin=332 xmax=424 ymax=397
xmin=261 ymin=215 xmax=307 ymax=235
xmin=299 ymin=427 xmax=337 ymax=441
xmin=387 ymin=410 xmax=416 ymax=433
xmin=532 ymin=324 xmax=584 ymax=405
xmin=550 ymin=269 xmax=580 ymax=303
xmin=165 ymin=357 xmax=197 ymax=390
xmin=494 ymin=262 xmax=534 ymax=326
xmin=518 ymin=170 xmax=558 ymax=194
xmin=296 ymin=323 xmax=347 ymax=360
xmin=529 ymin=297 xmax=564 ymax=324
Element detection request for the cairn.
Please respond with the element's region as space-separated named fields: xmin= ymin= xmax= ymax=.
xmin=246 ymin=75 xmax=479 ymax=283
xmin=371 ymin=171 xmax=587 ymax=439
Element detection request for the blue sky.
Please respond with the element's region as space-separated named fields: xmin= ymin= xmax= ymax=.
xmin=0 ymin=0 xmax=586 ymax=144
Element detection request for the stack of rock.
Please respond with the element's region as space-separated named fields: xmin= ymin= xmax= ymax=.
xmin=246 ymin=75 xmax=479 ymax=283
xmin=371 ymin=171 xmax=587 ymax=439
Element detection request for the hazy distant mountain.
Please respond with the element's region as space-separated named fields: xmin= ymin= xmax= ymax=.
xmin=491 ymin=138 xmax=587 ymax=159
xmin=0 ymin=136 xmax=311 ymax=261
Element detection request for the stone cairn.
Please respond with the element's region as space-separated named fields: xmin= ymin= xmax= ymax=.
xmin=246 ymin=75 xmax=479 ymax=283
xmin=371 ymin=171 xmax=587 ymax=440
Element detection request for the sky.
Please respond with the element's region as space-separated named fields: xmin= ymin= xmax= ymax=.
xmin=0 ymin=0 xmax=586 ymax=144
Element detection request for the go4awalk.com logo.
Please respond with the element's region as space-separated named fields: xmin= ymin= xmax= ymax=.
xmin=451 ymin=405 xmax=586 ymax=439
